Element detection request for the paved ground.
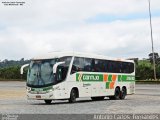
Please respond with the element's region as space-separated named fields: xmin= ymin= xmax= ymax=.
xmin=0 ymin=81 xmax=160 ymax=114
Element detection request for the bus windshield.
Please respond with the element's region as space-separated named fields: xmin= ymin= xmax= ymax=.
xmin=27 ymin=57 xmax=72 ymax=87
xmin=27 ymin=59 xmax=57 ymax=87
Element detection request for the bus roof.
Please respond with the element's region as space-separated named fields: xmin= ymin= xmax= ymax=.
xmin=32 ymin=51 xmax=134 ymax=63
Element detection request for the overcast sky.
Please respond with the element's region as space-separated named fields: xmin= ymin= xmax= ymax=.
xmin=0 ymin=0 xmax=160 ymax=60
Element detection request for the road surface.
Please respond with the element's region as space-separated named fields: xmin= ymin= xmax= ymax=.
xmin=0 ymin=81 xmax=160 ymax=114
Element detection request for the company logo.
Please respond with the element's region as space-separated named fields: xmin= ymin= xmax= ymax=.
xmin=77 ymin=73 xmax=103 ymax=81
xmin=82 ymin=75 xmax=99 ymax=81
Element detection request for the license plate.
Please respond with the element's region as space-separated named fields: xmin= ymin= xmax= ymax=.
xmin=36 ymin=95 xmax=41 ymax=99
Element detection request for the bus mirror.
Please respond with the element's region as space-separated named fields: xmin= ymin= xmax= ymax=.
xmin=20 ymin=64 xmax=29 ymax=74
xmin=53 ymin=62 xmax=65 ymax=74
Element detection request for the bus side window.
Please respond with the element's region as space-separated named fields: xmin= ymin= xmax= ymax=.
xmin=112 ymin=61 xmax=116 ymax=73
xmin=96 ymin=60 xmax=105 ymax=72
xmin=71 ymin=57 xmax=78 ymax=74
xmin=91 ymin=59 xmax=95 ymax=72
xmin=123 ymin=62 xmax=128 ymax=73
xmin=119 ymin=62 xmax=123 ymax=73
xmin=57 ymin=66 xmax=69 ymax=81
xmin=71 ymin=57 xmax=84 ymax=74
xmin=58 ymin=56 xmax=72 ymax=80
xmin=131 ymin=63 xmax=134 ymax=73
xmin=56 ymin=66 xmax=63 ymax=81
xmin=108 ymin=61 xmax=112 ymax=72
xmin=94 ymin=59 xmax=99 ymax=72
xmin=114 ymin=62 xmax=119 ymax=73
xmin=97 ymin=60 xmax=101 ymax=72
xmin=71 ymin=65 xmax=77 ymax=74
xmin=84 ymin=58 xmax=92 ymax=72
xmin=128 ymin=62 xmax=134 ymax=73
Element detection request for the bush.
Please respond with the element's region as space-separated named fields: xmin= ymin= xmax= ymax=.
xmin=0 ymin=66 xmax=27 ymax=80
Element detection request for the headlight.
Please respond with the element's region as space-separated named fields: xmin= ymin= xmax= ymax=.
xmin=26 ymin=87 xmax=31 ymax=92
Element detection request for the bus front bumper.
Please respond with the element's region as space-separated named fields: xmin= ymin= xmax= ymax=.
xmin=27 ymin=92 xmax=54 ymax=100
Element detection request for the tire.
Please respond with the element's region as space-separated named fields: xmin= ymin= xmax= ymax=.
xmin=114 ymin=87 xmax=120 ymax=100
xmin=109 ymin=87 xmax=120 ymax=100
xmin=44 ymin=100 xmax=52 ymax=104
xmin=91 ymin=97 xmax=105 ymax=101
xmin=120 ymin=87 xmax=127 ymax=99
xmin=69 ymin=89 xmax=77 ymax=103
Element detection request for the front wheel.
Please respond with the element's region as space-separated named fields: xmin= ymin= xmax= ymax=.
xmin=69 ymin=89 xmax=77 ymax=103
xmin=44 ymin=100 xmax=52 ymax=104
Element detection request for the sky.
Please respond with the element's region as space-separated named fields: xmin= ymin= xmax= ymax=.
xmin=0 ymin=0 xmax=160 ymax=60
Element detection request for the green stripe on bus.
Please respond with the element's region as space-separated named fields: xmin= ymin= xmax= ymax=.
xmin=76 ymin=73 xmax=135 ymax=82
xmin=106 ymin=82 xmax=110 ymax=89
xmin=122 ymin=75 xmax=127 ymax=81
xmin=118 ymin=75 xmax=122 ymax=82
xmin=122 ymin=75 xmax=135 ymax=82
xmin=76 ymin=74 xmax=79 ymax=81
xmin=118 ymin=75 xmax=135 ymax=82
xmin=108 ymin=75 xmax=112 ymax=81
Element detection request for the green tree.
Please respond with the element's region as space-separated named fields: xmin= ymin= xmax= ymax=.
xmin=136 ymin=60 xmax=153 ymax=80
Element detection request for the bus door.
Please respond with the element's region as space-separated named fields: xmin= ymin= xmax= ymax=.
xmin=55 ymin=65 xmax=68 ymax=98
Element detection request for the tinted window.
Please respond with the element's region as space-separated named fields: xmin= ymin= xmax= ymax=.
xmin=71 ymin=57 xmax=134 ymax=74
xmin=57 ymin=56 xmax=72 ymax=81
xmin=71 ymin=57 xmax=84 ymax=74
xmin=84 ymin=58 xmax=92 ymax=72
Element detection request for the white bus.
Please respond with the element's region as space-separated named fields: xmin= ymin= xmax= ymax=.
xmin=21 ymin=51 xmax=135 ymax=104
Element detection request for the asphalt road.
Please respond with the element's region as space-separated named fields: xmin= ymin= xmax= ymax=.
xmin=0 ymin=81 xmax=160 ymax=114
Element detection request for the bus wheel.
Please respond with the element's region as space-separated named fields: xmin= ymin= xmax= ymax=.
xmin=69 ymin=89 xmax=77 ymax=103
xmin=120 ymin=87 xmax=127 ymax=99
xmin=109 ymin=87 xmax=120 ymax=100
xmin=44 ymin=100 xmax=52 ymax=104
xmin=114 ymin=87 xmax=120 ymax=100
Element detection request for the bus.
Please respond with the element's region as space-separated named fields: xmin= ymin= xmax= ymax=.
xmin=21 ymin=51 xmax=135 ymax=104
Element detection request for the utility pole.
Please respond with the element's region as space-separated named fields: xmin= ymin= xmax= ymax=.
xmin=148 ymin=0 xmax=157 ymax=80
